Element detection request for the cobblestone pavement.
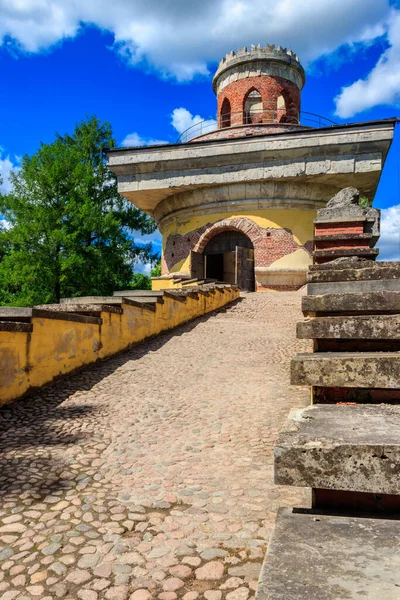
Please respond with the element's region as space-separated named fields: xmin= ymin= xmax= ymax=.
xmin=0 ymin=292 xmax=311 ymax=600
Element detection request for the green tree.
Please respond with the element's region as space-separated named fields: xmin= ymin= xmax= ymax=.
xmin=150 ymin=259 xmax=161 ymax=277
xmin=129 ymin=273 xmax=152 ymax=290
xmin=0 ymin=117 xmax=159 ymax=306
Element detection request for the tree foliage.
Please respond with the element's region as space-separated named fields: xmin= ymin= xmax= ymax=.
xmin=150 ymin=260 xmax=161 ymax=278
xmin=0 ymin=117 xmax=159 ymax=306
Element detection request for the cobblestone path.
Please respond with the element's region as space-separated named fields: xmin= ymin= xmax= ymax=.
xmin=0 ymin=293 xmax=311 ymax=600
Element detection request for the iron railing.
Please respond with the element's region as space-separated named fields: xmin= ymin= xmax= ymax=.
xmin=176 ymin=107 xmax=337 ymax=143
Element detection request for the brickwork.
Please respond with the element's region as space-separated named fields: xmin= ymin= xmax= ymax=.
xmin=315 ymin=223 xmax=364 ymax=236
xmin=163 ymin=217 xmax=312 ymax=274
xmin=217 ymin=76 xmax=300 ymax=128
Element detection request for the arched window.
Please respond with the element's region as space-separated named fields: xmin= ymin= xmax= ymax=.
xmin=277 ymin=94 xmax=287 ymax=122
xmin=244 ymin=89 xmax=262 ymax=124
xmin=220 ymin=98 xmax=231 ymax=128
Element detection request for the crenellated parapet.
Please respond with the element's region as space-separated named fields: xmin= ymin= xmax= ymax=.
xmin=212 ymin=42 xmax=306 ymax=96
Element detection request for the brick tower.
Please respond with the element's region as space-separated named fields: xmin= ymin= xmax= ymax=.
xmin=196 ymin=44 xmax=306 ymax=141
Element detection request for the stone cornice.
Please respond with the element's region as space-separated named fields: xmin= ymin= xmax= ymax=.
xmin=106 ymin=120 xmax=395 ymax=215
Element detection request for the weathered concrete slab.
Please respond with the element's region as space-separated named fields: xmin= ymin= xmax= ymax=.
xmin=0 ymin=307 xmax=33 ymax=321
xmin=309 ymin=257 xmax=397 ymax=271
xmin=113 ymin=290 xmax=165 ymax=297
xmin=313 ymin=247 xmax=379 ymax=259
xmin=307 ymin=279 xmax=400 ymax=296
xmin=60 ymin=296 xmax=123 ymax=305
xmin=297 ymin=314 xmax=400 ymax=339
xmin=35 ymin=303 xmax=123 ymax=315
xmin=275 ymin=404 xmax=400 ymax=494
xmin=291 ymin=352 xmax=400 ymax=388
xmin=302 ymin=291 xmax=400 ymax=315
xmin=256 ymin=508 xmax=400 ymax=600
xmin=308 ymin=262 xmax=400 ymax=282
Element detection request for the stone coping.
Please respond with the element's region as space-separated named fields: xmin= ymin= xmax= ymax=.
xmin=274 ymin=404 xmax=400 ymax=494
xmin=35 ymin=303 xmax=123 ymax=315
xmin=256 ymin=508 xmax=400 ymax=600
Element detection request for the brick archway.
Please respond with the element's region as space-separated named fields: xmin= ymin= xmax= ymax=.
xmin=194 ymin=218 xmax=263 ymax=253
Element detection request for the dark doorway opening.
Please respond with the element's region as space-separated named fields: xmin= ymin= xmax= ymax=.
xmin=205 ymin=253 xmax=224 ymax=280
xmin=203 ymin=230 xmax=255 ymax=291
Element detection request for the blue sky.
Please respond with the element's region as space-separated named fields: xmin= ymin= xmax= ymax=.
xmin=1 ymin=0 xmax=400 ymax=264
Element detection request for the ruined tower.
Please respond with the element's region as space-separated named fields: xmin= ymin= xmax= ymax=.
xmin=107 ymin=45 xmax=395 ymax=291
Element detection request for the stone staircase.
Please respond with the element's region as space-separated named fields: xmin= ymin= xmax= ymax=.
xmin=256 ymin=189 xmax=400 ymax=599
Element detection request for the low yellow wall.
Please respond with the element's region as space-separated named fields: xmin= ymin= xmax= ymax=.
xmin=0 ymin=287 xmax=239 ymax=406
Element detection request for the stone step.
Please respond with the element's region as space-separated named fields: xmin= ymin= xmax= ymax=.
xmin=256 ymin=508 xmax=400 ymax=600
xmin=297 ymin=315 xmax=400 ymax=340
xmin=274 ymin=404 xmax=400 ymax=495
xmin=307 ymin=279 xmax=400 ymax=296
xmin=302 ymin=291 xmax=400 ymax=315
xmin=291 ymin=352 xmax=400 ymax=389
xmin=308 ymin=261 xmax=400 ymax=283
xmin=312 ymin=247 xmax=379 ymax=260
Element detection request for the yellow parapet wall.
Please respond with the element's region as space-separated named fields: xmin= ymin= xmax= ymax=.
xmin=0 ymin=286 xmax=239 ymax=406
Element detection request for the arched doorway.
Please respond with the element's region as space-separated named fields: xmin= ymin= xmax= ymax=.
xmin=203 ymin=230 xmax=255 ymax=291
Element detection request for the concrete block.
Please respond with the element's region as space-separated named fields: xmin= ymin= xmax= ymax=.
xmin=297 ymin=314 xmax=400 ymax=340
xmin=256 ymin=508 xmax=400 ymax=600
xmin=275 ymin=404 xmax=400 ymax=494
xmin=302 ymin=291 xmax=400 ymax=315
xmin=291 ymin=352 xmax=400 ymax=388
xmin=307 ymin=279 xmax=400 ymax=296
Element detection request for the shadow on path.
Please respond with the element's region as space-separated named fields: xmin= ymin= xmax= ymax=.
xmin=0 ymin=300 xmax=242 ymax=497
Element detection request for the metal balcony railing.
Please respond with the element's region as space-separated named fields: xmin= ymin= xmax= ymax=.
xmin=176 ymin=107 xmax=337 ymax=143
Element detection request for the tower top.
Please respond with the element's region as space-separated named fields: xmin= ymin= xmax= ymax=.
xmin=212 ymin=43 xmax=306 ymax=96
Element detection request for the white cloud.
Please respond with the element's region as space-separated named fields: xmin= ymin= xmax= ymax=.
xmin=0 ymin=0 xmax=391 ymax=81
xmin=135 ymin=261 xmax=152 ymax=275
xmin=171 ymin=108 xmax=217 ymax=140
xmin=121 ymin=132 xmax=168 ymax=147
xmin=0 ymin=148 xmax=19 ymax=194
xmin=379 ymin=203 xmax=400 ymax=260
xmin=335 ymin=10 xmax=400 ymax=118
xmin=171 ymin=108 xmax=204 ymax=135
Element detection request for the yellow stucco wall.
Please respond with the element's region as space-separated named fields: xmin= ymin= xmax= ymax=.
xmin=0 ymin=287 xmax=238 ymax=406
xmin=161 ymin=209 xmax=316 ymax=274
